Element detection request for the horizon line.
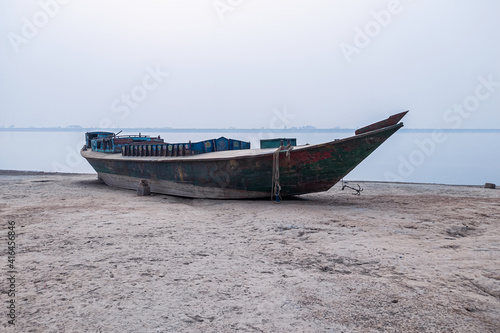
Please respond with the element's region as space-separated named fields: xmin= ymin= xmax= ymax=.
xmin=1 ymin=127 xmax=499 ymax=132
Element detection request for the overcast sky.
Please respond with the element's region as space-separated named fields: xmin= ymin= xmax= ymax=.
xmin=1 ymin=0 xmax=499 ymax=129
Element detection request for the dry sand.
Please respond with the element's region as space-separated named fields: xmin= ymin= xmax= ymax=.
xmin=1 ymin=171 xmax=500 ymax=332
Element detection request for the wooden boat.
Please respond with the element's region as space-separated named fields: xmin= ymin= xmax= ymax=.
xmin=81 ymin=111 xmax=408 ymax=199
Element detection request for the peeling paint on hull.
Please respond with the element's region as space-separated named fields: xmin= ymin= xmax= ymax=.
xmin=81 ymin=123 xmax=404 ymax=199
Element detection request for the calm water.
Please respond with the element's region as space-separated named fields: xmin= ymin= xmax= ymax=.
xmin=1 ymin=130 xmax=498 ymax=185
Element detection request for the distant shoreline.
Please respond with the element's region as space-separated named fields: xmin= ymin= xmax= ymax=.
xmin=0 ymin=170 xmax=92 ymax=176
xmin=1 ymin=128 xmax=500 ymax=133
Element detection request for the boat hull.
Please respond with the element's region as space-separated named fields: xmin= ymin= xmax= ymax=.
xmin=81 ymin=122 xmax=404 ymax=199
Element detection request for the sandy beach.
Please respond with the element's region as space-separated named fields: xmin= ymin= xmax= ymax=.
xmin=1 ymin=171 xmax=499 ymax=332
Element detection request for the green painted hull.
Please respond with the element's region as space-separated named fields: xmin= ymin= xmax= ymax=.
xmin=81 ymin=122 xmax=404 ymax=199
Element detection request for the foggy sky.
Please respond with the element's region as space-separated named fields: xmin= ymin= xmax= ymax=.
xmin=1 ymin=0 xmax=499 ymax=130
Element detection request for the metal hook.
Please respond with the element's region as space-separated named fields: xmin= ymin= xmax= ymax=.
xmin=341 ymin=180 xmax=363 ymax=196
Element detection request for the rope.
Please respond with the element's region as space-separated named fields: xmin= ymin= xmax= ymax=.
xmin=271 ymin=144 xmax=292 ymax=203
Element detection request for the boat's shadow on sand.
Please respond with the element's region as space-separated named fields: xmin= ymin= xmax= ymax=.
xmin=76 ymin=177 xmax=362 ymax=207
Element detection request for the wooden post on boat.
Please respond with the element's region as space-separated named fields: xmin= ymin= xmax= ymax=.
xmin=137 ymin=180 xmax=151 ymax=196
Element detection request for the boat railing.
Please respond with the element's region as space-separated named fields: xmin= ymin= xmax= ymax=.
xmin=122 ymin=143 xmax=192 ymax=157
xmin=120 ymin=137 xmax=251 ymax=157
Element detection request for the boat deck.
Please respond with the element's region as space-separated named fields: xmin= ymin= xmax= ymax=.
xmin=81 ymin=144 xmax=311 ymax=161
